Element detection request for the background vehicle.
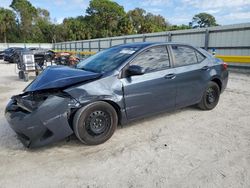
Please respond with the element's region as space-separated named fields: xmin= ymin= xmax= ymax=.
xmin=0 ymin=51 xmax=4 ymax=60
xmin=5 ymin=42 xmax=228 ymax=148
xmin=3 ymin=48 xmax=14 ymax=62
xmin=4 ymin=47 xmax=24 ymax=63
xmin=29 ymin=48 xmax=55 ymax=68
xmin=13 ymin=48 xmax=55 ymax=81
xmin=14 ymin=49 xmax=37 ymax=82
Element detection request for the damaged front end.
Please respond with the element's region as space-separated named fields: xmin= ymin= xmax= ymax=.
xmin=5 ymin=90 xmax=80 ymax=148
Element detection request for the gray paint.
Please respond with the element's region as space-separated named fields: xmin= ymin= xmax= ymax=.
xmin=5 ymin=42 xmax=229 ymax=148
xmin=5 ymin=96 xmax=74 ymax=148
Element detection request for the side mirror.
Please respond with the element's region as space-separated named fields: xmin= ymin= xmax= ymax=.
xmin=126 ymin=65 xmax=145 ymax=76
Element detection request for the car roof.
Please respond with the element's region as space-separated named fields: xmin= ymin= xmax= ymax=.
xmin=14 ymin=48 xmax=24 ymax=51
xmin=114 ymin=42 xmax=197 ymax=49
xmin=9 ymin=47 xmax=23 ymax=49
xmin=5 ymin=47 xmax=23 ymax=51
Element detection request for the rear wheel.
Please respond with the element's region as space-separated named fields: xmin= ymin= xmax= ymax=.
xmin=198 ymin=81 xmax=220 ymax=110
xmin=23 ymin=73 xmax=29 ymax=82
xmin=73 ymin=101 xmax=118 ymax=145
xmin=18 ymin=71 xmax=24 ymax=79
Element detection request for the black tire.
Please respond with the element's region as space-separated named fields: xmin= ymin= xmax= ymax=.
xmin=198 ymin=81 xmax=220 ymax=110
xmin=18 ymin=71 xmax=24 ymax=79
xmin=73 ymin=101 xmax=118 ymax=145
xmin=24 ymin=73 xmax=29 ymax=82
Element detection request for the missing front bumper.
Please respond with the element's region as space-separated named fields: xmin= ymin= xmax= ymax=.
xmin=5 ymin=95 xmax=75 ymax=148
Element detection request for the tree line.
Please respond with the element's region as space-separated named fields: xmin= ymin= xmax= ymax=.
xmin=0 ymin=0 xmax=218 ymax=43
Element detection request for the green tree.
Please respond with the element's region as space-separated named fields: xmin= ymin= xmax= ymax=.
xmin=127 ymin=8 xmax=169 ymax=34
xmin=127 ymin=8 xmax=146 ymax=33
xmin=86 ymin=0 xmax=127 ymax=38
xmin=0 ymin=8 xmax=16 ymax=43
xmin=10 ymin=0 xmax=37 ymax=42
xmin=117 ymin=15 xmax=133 ymax=35
xmin=62 ymin=16 xmax=91 ymax=41
xmin=0 ymin=0 xmax=194 ymax=43
xmin=190 ymin=13 xmax=218 ymax=28
xmin=52 ymin=24 xmax=67 ymax=42
xmin=144 ymin=13 xmax=169 ymax=32
xmin=32 ymin=8 xmax=54 ymax=42
xmin=169 ymin=24 xmax=191 ymax=31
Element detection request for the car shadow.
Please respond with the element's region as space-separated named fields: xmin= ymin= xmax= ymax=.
xmin=121 ymin=105 xmax=200 ymax=129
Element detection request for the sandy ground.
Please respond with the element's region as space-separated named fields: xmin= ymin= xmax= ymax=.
xmin=0 ymin=61 xmax=249 ymax=188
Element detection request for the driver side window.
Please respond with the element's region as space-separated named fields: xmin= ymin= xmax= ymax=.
xmin=131 ymin=46 xmax=170 ymax=73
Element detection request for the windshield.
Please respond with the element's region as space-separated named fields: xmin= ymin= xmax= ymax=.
xmin=77 ymin=46 xmax=140 ymax=73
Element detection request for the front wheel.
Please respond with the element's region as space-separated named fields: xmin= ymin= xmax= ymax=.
xmin=23 ymin=73 xmax=29 ymax=82
xmin=18 ymin=71 xmax=24 ymax=79
xmin=73 ymin=101 xmax=118 ymax=145
xmin=198 ymin=81 xmax=220 ymax=110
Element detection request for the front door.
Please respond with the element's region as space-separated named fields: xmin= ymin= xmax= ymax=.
xmin=120 ymin=45 xmax=176 ymax=120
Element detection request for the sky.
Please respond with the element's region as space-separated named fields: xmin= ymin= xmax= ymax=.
xmin=1 ymin=0 xmax=250 ymax=25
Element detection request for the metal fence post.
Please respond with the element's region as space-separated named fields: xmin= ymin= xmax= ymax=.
xmin=124 ymin=37 xmax=127 ymax=44
xmin=81 ymin=41 xmax=84 ymax=51
xmin=98 ymin=40 xmax=101 ymax=51
xmin=89 ymin=41 xmax=91 ymax=52
xmin=168 ymin=32 xmax=172 ymax=42
xmin=204 ymin=29 xmax=209 ymax=51
xmin=143 ymin=35 xmax=146 ymax=42
xmin=109 ymin=39 xmax=112 ymax=47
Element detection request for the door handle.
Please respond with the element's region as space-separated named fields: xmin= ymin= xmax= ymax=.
xmin=164 ymin=73 xmax=176 ymax=79
xmin=201 ymin=66 xmax=210 ymax=71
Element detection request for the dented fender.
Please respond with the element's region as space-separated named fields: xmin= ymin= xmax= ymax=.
xmin=64 ymin=75 xmax=128 ymax=124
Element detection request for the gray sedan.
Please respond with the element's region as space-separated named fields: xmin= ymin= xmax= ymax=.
xmin=5 ymin=42 xmax=228 ymax=148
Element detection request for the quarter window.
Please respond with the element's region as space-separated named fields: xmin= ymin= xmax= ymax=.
xmin=131 ymin=46 xmax=170 ymax=73
xmin=171 ymin=45 xmax=204 ymax=67
xmin=196 ymin=51 xmax=206 ymax=63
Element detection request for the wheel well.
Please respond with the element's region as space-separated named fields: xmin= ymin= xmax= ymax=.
xmin=102 ymin=100 xmax=121 ymax=124
xmin=69 ymin=100 xmax=122 ymax=127
xmin=211 ymin=78 xmax=222 ymax=91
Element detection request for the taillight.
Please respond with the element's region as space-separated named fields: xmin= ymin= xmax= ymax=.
xmin=222 ymin=62 xmax=228 ymax=70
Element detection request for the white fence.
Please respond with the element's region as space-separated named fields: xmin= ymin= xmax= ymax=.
xmin=53 ymin=23 xmax=250 ymax=56
xmin=0 ymin=43 xmax=52 ymax=51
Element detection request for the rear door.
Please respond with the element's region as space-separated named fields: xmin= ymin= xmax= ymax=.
xmin=120 ymin=45 xmax=176 ymax=120
xmin=170 ymin=45 xmax=208 ymax=108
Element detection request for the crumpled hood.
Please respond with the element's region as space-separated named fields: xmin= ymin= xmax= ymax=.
xmin=24 ymin=66 xmax=101 ymax=92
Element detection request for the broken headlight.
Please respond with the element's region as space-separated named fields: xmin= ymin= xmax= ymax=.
xmin=11 ymin=90 xmax=78 ymax=113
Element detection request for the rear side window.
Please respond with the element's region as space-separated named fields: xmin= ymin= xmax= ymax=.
xmin=171 ymin=45 xmax=205 ymax=67
xmin=131 ymin=46 xmax=170 ymax=73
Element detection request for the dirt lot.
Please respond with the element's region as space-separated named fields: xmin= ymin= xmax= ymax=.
xmin=0 ymin=62 xmax=249 ymax=188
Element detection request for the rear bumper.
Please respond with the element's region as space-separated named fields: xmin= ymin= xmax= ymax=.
xmin=5 ymin=95 xmax=74 ymax=148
